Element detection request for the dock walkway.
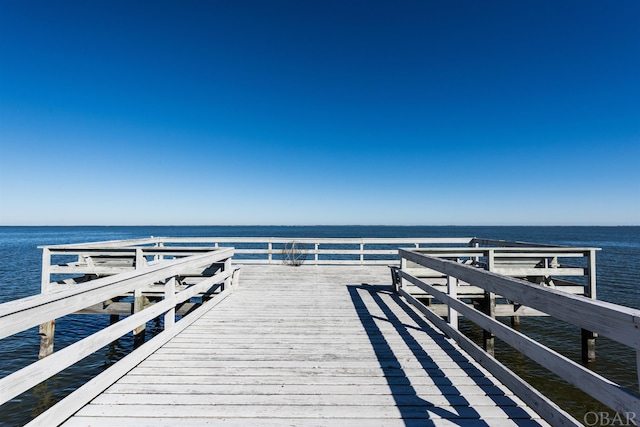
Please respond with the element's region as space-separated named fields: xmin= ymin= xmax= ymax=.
xmin=62 ymin=265 xmax=547 ymax=426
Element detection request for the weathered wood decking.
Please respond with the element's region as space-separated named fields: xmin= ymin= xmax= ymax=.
xmin=62 ymin=265 xmax=547 ymax=426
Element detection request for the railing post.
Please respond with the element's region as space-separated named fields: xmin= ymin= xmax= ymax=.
xmin=314 ymin=243 xmax=319 ymax=265
xmin=582 ymin=249 xmax=598 ymax=363
xmin=38 ymin=248 xmax=55 ymax=359
xmin=360 ymin=242 xmax=364 ymax=265
xmin=487 ymin=249 xmax=495 ymax=272
xmin=154 ymin=240 xmax=165 ymax=262
xmin=447 ymin=275 xmax=458 ymax=329
xmin=164 ymin=276 xmax=176 ymax=329
xmin=231 ymin=267 xmax=240 ymax=290
xmin=400 ymin=255 xmax=407 ymax=291
xmin=224 ymin=257 xmax=232 ymax=290
xmin=268 ymin=241 xmax=273 ymax=264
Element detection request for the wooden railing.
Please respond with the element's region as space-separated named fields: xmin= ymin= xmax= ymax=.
xmin=153 ymin=237 xmax=475 ymax=265
xmin=396 ymin=247 xmax=639 ymax=426
xmin=0 ymin=247 xmax=237 ymax=408
xmin=399 ymin=245 xmax=597 ymax=297
xmin=42 ymin=237 xmax=474 ymax=268
xmin=1 ymin=236 xmax=620 ymax=425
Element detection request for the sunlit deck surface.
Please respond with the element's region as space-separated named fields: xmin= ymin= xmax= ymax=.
xmin=63 ymin=265 xmax=547 ymax=426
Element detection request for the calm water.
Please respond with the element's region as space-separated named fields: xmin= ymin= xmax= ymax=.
xmin=0 ymin=226 xmax=638 ymax=425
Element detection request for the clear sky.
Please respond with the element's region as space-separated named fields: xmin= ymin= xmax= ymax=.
xmin=1 ymin=1 xmax=638 ymax=226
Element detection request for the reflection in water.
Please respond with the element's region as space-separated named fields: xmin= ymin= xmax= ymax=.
xmin=30 ymin=381 xmax=53 ymax=420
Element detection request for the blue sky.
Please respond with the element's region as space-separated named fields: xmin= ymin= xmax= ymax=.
xmin=1 ymin=1 xmax=638 ymax=225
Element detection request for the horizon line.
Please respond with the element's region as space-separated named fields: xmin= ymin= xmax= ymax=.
xmin=1 ymin=224 xmax=638 ymax=227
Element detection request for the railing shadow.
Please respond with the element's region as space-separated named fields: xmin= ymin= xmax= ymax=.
xmin=348 ymin=283 xmax=542 ymax=426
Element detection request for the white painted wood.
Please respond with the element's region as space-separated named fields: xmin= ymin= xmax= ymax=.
xmin=39 ymin=237 xmax=159 ymax=250
xmin=447 ymin=275 xmax=458 ymax=329
xmin=399 ymin=250 xmax=640 ymax=420
xmin=164 ymin=276 xmax=176 ymax=329
xmin=40 ymin=248 xmax=51 ymax=293
xmin=27 ymin=284 xmax=236 ymax=427
xmin=1 ymin=266 xmax=233 ymax=406
xmin=399 ymin=288 xmax=579 ymax=427
xmin=492 ymin=267 xmax=586 ymax=276
xmin=401 ymin=269 xmax=640 ymax=417
xmin=61 ymin=418 xmax=548 ymax=427
xmin=70 ymin=403 xmax=541 ymax=419
xmin=0 ymin=248 xmax=234 ymax=339
xmin=33 ymin=264 xmax=548 ymax=426
xmin=399 ymin=249 xmax=640 ymax=349
xmin=42 ymin=237 xmax=477 ymax=268
xmin=1 ymin=296 xmax=171 ymax=404
xmin=17 ymin=237 xmax=608 ymax=426
xmin=587 ymin=249 xmax=597 ymax=299
xmin=469 ymin=238 xmax=565 ymax=249
xmin=1 ymin=249 xmax=234 ymax=406
xmin=91 ymin=392 xmax=525 ymax=407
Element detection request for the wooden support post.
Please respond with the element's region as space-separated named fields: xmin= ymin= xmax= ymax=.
xmin=511 ymin=313 xmax=521 ymax=327
xmin=133 ymin=289 xmax=145 ymax=335
xmin=447 ymin=275 xmax=458 ymax=330
xmin=483 ymin=291 xmax=496 ymax=356
xmin=484 ymin=249 xmax=496 ymax=356
xmin=133 ymin=249 xmax=146 ymax=339
xmin=38 ymin=248 xmax=55 ymax=359
xmin=38 ymin=320 xmax=55 ymax=360
xmin=582 ymin=249 xmax=598 ymax=363
xmin=164 ymin=276 xmax=176 ymax=329
xmin=582 ymin=329 xmax=596 ymax=363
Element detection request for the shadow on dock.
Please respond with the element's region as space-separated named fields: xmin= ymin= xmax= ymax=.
xmin=348 ymin=283 xmax=539 ymax=426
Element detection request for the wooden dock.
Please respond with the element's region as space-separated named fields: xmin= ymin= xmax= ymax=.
xmin=61 ymin=265 xmax=547 ymax=426
xmin=2 ymin=237 xmax=639 ymax=426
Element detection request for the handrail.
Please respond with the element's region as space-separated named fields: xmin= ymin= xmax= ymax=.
xmin=397 ymin=248 xmax=640 ymax=422
xmin=42 ymin=237 xmax=475 ymax=266
xmin=0 ymin=247 xmax=236 ymax=406
xmin=470 ymin=237 xmax=564 ymax=248
xmin=405 ymin=246 xmax=599 ymax=297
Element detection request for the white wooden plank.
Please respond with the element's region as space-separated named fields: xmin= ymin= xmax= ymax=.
xmin=62 ymin=416 xmax=546 ymax=427
xmin=73 ymin=403 xmax=540 ymax=420
xmin=92 ymin=392 xmax=526 ymax=407
xmin=115 ymin=373 xmax=510 ymax=388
